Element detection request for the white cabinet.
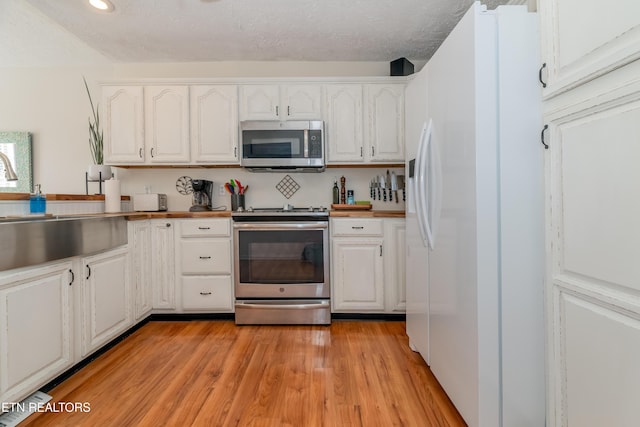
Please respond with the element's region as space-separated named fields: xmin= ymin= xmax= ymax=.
xmin=539 ymin=0 xmax=640 ymax=98
xmin=145 ymin=86 xmax=190 ymax=163
xmin=80 ymin=247 xmax=131 ymax=357
xmin=541 ymin=2 xmax=640 ymax=426
xmin=102 ymin=85 xmax=145 ymax=164
xmin=190 ymin=85 xmax=239 ymax=163
xmin=384 ymin=219 xmax=406 ymax=312
xmin=176 ymin=219 xmax=233 ymax=312
xmin=151 ymin=220 xmax=176 ymax=310
xmin=331 ymin=218 xmax=385 ymax=312
xmin=324 ymin=84 xmax=364 ymax=163
xmin=129 ymin=221 xmax=152 ymax=321
xmin=0 ymin=261 xmax=74 ymax=404
xmin=364 ymin=84 xmax=405 ymax=162
xmin=239 ymin=84 xmax=322 ymax=120
xmin=325 ymin=84 xmax=404 ymax=163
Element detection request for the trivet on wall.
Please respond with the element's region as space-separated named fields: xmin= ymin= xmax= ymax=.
xmin=276 ymin=175 xmax=300 ymax=199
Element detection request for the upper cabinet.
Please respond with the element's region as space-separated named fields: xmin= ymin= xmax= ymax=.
xmin=144 ymin=86 xmax=190 ymax=163
xmin=324 ymin=84 xmax=364 ymax=162
xmin=540 ymin=0 xmax=640 ymax=98
xmin=325 ymin=83 xmax=404 ymax=164
xmin=364 ymin=84 xmax=405 ymax=162
xmin=102 ymin=86 xmax=145 ymax=164
xmin=190 ymin=85 xmax=239 ymax=163
xmin=239 ymin=84 xmax=322 ymax=121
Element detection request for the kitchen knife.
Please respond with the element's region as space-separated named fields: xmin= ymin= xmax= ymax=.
xmin=391 ymin=171 xmax=398 ymax=203
xmin=377 ymin=176 xmax=381 ymax=200
xmin=386 ymin=170 xmax=392 ymax=202
xmin=380 ymin=175 xmax=386 ymax=202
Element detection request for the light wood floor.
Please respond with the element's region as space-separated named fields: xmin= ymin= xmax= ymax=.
xmin=23 ymin=320 xmax=465 ymax=427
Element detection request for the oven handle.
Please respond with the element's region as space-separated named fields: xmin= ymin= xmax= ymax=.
xmin=233 ymin=222 xmax=328 ymax=230
xmin=235 ymin=300 xmax=330 ymax=310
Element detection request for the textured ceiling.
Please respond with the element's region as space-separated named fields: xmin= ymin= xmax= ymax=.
xmin=23 ymin=0 xmax=514 ymax=63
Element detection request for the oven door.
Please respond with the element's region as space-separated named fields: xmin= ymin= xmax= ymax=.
xmin=233 ymin=221 xmax=329 ymax=299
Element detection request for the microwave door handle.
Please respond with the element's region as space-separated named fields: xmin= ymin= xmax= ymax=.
xmin=304 ymin=130 xmax=309 ymax=158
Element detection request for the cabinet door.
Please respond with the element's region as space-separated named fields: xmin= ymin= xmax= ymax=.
xmin=384 ymin=219 xmax=406 ymax=312
xmin=129 ymin=221 xmax=152 ymax=320
xmin=0 ymin=262 xmax=74 ymax=403
xmin=102 ymin=86 xmax=145 ymax=164
xmin=81 ymin=247 xmax=131 ymax=357
xmin=190 ymin=85 xmax=239 ymax=163
xmin=151 ymin=220 xmax=176 ymax=309
xmin=365 ymin=84 xmax=405 ymax=162
xmin=281 ymin=84 xmax=322 ymax=119
xmin=181 ymin=276 xmax=233 ymax=311
xmin=540 ymin=0 xmax=640 ymax=98
xmin=331 ymin=238 xmax=384 ymax=312
xmin=324 ymin=84 xmax=364 ymax=163
xmin=239 ymin=85 xmax=279 ymax=120
xmin=145 ymin=86 xmax=190 ymax=163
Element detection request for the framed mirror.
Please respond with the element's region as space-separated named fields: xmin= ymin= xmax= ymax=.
xmin=0 ymin=131 xmax=33 ymax=193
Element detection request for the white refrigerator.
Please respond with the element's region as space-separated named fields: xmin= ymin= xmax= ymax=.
xmin=405 ymin=3 xmax=545 ymax=427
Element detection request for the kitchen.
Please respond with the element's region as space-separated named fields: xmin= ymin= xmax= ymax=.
xmin=2 ymin=0 xmax=640 ymax=426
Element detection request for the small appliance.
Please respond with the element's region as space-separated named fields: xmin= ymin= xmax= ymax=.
xmin=190 ymin=179 xmax=214 ymax=211
xmin=133 ymin=193 xmax=167 ymax=212
xmin=240 ymin=120 xmax=325 ymax=172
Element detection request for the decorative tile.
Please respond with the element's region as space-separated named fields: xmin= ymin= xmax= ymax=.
xmin=276 ymin=175 xmax=300 ymax=199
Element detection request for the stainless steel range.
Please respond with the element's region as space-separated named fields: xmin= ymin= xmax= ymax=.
xmin=232 ymin=205 xmax=330 ymax=325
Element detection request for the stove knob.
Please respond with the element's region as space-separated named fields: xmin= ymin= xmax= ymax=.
xmin=319 ymin=206 xmax=326 ymax=212
xmin=247 ymin=206 xmax=254 ymax=212
xmin=308 ymin=206 xmax=314 ymax=212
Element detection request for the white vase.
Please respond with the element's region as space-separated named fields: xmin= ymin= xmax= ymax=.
xmin=87 ymin=164 xmax=112 ymax=181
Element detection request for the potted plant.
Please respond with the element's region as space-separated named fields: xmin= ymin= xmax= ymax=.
xmin=84 ymin=76 xmax=111 ymax=181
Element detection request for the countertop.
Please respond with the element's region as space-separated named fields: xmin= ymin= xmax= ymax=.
xmin=0 ymin=193 xmax=130 ymax=201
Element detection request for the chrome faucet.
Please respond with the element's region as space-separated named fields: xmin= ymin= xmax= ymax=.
xmin=0 ymin=152 xmax=18 ymax=181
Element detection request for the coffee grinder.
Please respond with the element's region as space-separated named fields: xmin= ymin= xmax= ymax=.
xmin=190 ymin=179 xmax=214 ymax=211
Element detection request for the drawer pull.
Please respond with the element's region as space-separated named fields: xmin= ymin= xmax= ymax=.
xmin=198 ymin=226 xmax=210 ymax=230
xmin=200 ymin=291 xmax=212 ymax=296
xmin=199 ymin=256 xmax=212 ymax=260
xmin=351 ymin=226 xmax=364 ymax=230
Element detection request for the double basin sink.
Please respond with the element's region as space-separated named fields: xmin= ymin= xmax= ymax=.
xmin=0 ymin=215 xmax=128 ymax=272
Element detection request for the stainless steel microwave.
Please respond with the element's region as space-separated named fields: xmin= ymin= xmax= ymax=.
xmin=240 ymin=120 xmax=325 ymax=172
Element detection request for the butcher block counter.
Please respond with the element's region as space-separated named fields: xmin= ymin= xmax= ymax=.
xmin=329 ymin=210 xmax=404 ymax=218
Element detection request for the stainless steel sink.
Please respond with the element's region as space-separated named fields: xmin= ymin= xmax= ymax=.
xmin=0 ymin=215 xmax=127 ymax=271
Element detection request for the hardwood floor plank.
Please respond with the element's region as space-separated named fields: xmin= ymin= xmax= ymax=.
xmin=21 ymin=320 xmax=465 ymax=427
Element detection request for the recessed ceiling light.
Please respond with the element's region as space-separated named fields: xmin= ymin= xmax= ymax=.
xmin=89 ymin=0 xmax=115 ymax=12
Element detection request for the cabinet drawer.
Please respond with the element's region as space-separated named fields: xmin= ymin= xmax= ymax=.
xmin=180 ymin=240 xmax=231 ymax=274
xmin=182 ymin=276 xmax=233 ymax=311
xmin=180 ymin=219 xmax=230 ymax=237
xmin=331 ymin=219 xmax=383 ymax=236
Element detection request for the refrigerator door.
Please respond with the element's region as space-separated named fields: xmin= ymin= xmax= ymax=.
xmin=405 ymin=64 xmax=430 ymax=363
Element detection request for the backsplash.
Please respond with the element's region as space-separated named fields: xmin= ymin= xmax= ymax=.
xmin=116 ymin=167 xmax=406 ymax=212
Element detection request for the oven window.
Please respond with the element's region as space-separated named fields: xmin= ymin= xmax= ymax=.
xmin=237 ymin=229 xmax=324 ymax=284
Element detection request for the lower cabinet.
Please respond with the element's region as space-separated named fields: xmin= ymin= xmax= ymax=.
xmin=151 ymin=220 xmax=176 ymax=310
xmin=0 ymin=261 xmax=74 ymax=404
xmin=330 ymin=217 xmax=406 ymax=313
xmin=129 ymin=220 xmax=152 ymax=320
xmin=80 ymin=246 xmax=132 ymax=357
xmin=176 ymin=219 xmax=234 ymax=312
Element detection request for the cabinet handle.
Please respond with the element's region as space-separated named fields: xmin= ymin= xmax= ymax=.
xmin=287 ymin=106 xmax=290 ymax=116
xmin=234 ymin=146 xmax=237 ymax=157
xmin=138 ymin=148 xmax=143 ymax=158
xmin=541 ymin=124 xmax=549 ymax=150
xmin=198 ymin=226 xmax=210 ymax=230
xmin=539 ymin=63 xmax=547 ymax=88
xmin=276 ymin=106 xmax=279 ymax=116
xmin=199 ymin=256 xmax=212 ymax=260
xmin=351 ymin=226 xmax=364 ymax=230
xmin=360 ymin=147 xmax=363 ymax=157
xmin=166 ymin=223 xmax=171 ymax=227
xmin=380 ymin=245 xmax=383 ymax=256
xmin=200 ymin=291 xmax=212 ymax=296
xmin=86 ymin=265 xmax=91 ymax=280
xmin=150 ymin=148 xmax=155 ymax=158
xmin=69 ymin=269 xmax=74 ymax=286
xmin=371 ymin=146 xmax=375 ymax=157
